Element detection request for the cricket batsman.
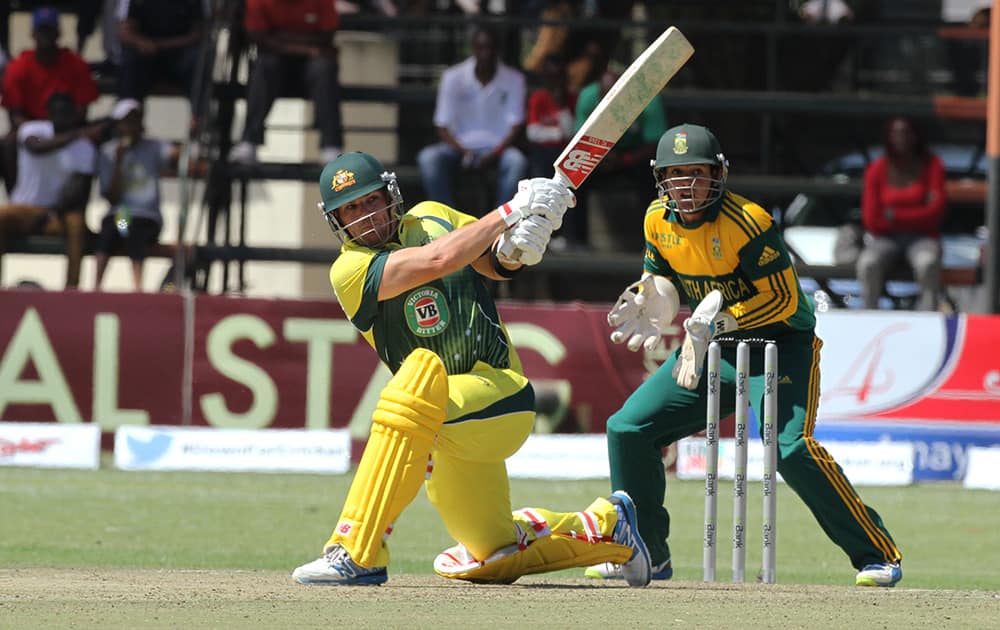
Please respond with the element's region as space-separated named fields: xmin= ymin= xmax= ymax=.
xmin=585 ymin=124 xmax=903 ymax=587
xmin=291 ymin=151 xmax=651 ymax=586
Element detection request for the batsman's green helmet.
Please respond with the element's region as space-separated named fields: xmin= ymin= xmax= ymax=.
xmin=653 ymin=124 xmax=725 ymax=169
xmin=319 ymin=151 xmax=390 ymax=211
xmin=317 ymin=151 xmax=403 ymax=247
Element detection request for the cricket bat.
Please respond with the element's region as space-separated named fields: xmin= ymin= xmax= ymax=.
xmin=512 ymin=26 xmax=694 ymax=259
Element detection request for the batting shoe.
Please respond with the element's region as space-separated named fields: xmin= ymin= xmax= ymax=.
xmin=292 ymin=545 xmax=388 ymax=586
xmin=584 ymin=557 xmax=672 ymax=581
xmin=855 ymin=562 xmax=902 ymax=587
xmin=608 ymin=490 xmax=652 ymax=587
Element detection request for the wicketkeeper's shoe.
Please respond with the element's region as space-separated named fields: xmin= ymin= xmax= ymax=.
xmin=855 ymin=562 xmax=902 ymax=587
xmin=292 ymin=545 xmax=388 ymax=586
xmin=584 ymin=557 xmax=672 ymax=581
xmin=608 ymin=490 xmax=652 ymax=587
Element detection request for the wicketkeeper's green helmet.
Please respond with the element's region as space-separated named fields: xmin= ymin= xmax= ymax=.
xmin=317 ymin=151 xmax=403 ymax=246
xmin=651 ymin=124 xmax=728 ymax=213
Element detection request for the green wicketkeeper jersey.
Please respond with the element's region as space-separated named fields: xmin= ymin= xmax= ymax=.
xmin=642 ymin=190 xmax=816 ymax=338
xmin=330 ymin=201 xmax=516 ymax=375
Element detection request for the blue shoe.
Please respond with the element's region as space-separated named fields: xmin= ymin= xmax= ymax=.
xmin=292 ymin=545 xmax=388 ymax=585
xmin=608 ymin=490 xmax=652 ymax=587
xmin=855 ymin=562 xmax=902 ymax=587
xmin=585 ymin=558 xmax=672 ymax=581
xmin=652 ymin=558 xmax=673 ymax=580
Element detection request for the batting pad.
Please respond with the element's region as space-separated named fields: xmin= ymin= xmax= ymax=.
xmin=433 ymin=497 xmax=633 ymax=583
xmin=327 ymin=348 xmax=448 ymax=568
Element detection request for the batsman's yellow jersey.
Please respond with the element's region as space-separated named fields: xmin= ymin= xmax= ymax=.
xmin=642 ymin=190 xmax=815 ymax=336
xmin=330 ymin=201 xmax=523 ymax=376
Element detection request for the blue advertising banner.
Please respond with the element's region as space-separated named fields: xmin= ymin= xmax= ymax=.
xmin=747 ymin=416 xmax=1000 ymax=481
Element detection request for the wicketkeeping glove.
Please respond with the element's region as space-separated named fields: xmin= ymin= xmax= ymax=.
xmin=607 ymin=274 xmax=680 ymax=352
xmin=671 ymin=290 xmax=738 ymax=390
xmin=496 ymin=215 xmax=557 ymax=266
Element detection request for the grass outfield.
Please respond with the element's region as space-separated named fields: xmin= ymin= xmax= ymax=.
xmin=2 ymin=463 xmax=998 ymax=628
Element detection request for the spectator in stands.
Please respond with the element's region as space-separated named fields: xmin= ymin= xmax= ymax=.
xmin=417 ymin=27 xmax=527 ymax=210
xmin=86 ymin=0 xmax=125 ymax=80
xmin=0 ymin=92 xmax=100 ymax=290
xmin=93 ymin=99 xmax=179 ymax=292
xmin=73 ymin=1 xmax=106 ymax=56
xmin=228 ymin=0 xmax=344 ymax=165
xmin=565 ymin=37 xmax=608 ymax=95
xmin=562 ymin=67 xmax=666 ymax=250
xmin=970 ymin=6 xmax=991 ymax=26
xmin=856 ymin=116 xmax=947 ymax=311
xmin=1 ymin=7 xmax=99 ymax=193
xmin=561 ymin=0 xmax=637 ymax=95
xmin=946 ymin=5 xmax=990 ymax=97
xmin=117 ymin=0 xmax=208 ymax=109
xmin=523 ymin=1 xmax=573 ymax=76
xmin=525 ymin=53 xmax=575 ymax=180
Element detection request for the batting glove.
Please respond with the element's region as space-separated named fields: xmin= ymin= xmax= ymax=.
xmin=496 ymin=177 xmax=576 ymax=229
xmin=496 ymin=215 xmax=557 ymax=266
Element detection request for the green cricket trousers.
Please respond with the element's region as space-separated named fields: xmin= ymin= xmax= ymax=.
xmin=606 ymin=330 xmax=902 ymax=570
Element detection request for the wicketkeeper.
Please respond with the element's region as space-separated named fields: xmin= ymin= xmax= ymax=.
xmin=586 ymin=124 xmax=903 ymax=587
xmin=292 ymin=151 xmax=650 ymax=586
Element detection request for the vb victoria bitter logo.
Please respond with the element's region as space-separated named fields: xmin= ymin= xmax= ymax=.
xmin=405 ymin=287 xmax=450 ymax=337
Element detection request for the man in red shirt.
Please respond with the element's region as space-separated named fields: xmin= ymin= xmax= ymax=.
xmin=229 ymin=0 xmax=343 ymax=165
xmin=1 ymin=7 xmax=99 ymax=192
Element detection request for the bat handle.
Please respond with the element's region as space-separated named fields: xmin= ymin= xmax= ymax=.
xmin=553 ymin=170 xmax=573 ymax=188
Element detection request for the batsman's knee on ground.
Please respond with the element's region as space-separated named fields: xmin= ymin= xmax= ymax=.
xmin=426 ymin=366 xmax=535 ymax=560
xmin=433 ymin=496 xmax=632 ymax=583
xmin=425 ymin=445 xmax=527 ymax=562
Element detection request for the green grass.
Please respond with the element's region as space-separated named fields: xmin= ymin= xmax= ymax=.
xmin=1 ymin=462 xmax=997 ymax=590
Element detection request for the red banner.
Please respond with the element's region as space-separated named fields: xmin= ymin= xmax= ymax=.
xmin=4 ymin=289 xmax=999 ymax=437
xmin=0 ymin=290 xmax=184 ymax=428
xmin=870 ymin=314 xmax=1000 ymax=422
